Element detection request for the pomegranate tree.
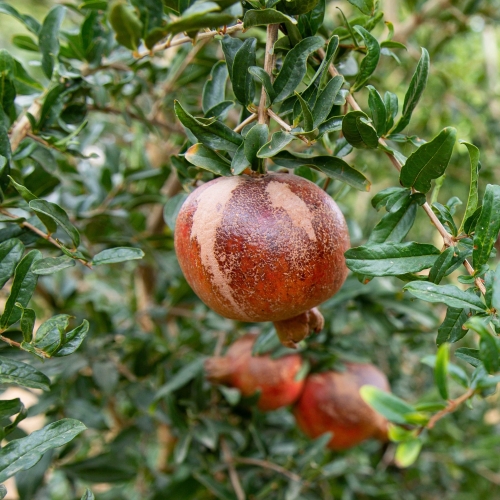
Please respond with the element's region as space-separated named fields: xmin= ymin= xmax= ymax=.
xmin=204 ymin=333 xmax=305 ymax=411
xmin=293 ymin=363 xmax=390 ymax=450
xmin=174 ymin=173 xmax=350 ymax=347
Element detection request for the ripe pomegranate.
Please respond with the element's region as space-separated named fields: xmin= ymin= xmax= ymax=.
xmin=174 ymin=172 xmax=350 ymax=347
xmin=204 ymin=333 xmax=305 ymax=411
xmin=293 ymin=363 xmax=390 ymax=450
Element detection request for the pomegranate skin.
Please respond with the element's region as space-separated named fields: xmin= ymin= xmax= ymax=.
xmin=174 ymin=173 xmax=349 ymax=322
xmin=293 ymin=363 xmax=390 ymax=450
xmin=204 ymin=334 xmax=305 ymax=411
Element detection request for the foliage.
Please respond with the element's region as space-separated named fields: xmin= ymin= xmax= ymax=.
xmin=0 ymin=0 xmax=499 ymax=498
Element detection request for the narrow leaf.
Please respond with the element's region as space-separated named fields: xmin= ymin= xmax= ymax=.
xmin=435 ymin=343 xmax=449 ymax=399
xmin=0 ymin=238 xmax=24 ymax=289
xmin=32 ymin=255 xmax=76 ymax=275
xmin=0 ymin=419 xmax=86 ymax=482
xmin=345 ymin=242 xmax=440 ymax=276
xmin=352 ymin=26 xmax=380 ymax=92
xmin=473 ymin=184 xmax=500 ymax=269
xmin=404 ymin=282 xmax=486 ymax=311
xmin=428 ymin=246 xmax=455 ymax=284
xmin=185 ymin=143 xmax=232 ymax=176
xmin=392 ymin=48 xmax=429 ymax=133
xmin=342 ymin=111 xmax=378 ymax=149
xmin=395 ymin=439 xmax=422 ymax=468
xmin=400 ymin=127 xmax=456 ymax=193
xmin=360 ymin=385 xmax=415 ymax=425
xmin=367 ymin=85 xmax=387 ymax=136
xmin=458 ymin=141 xmax=480 ymax=233
xmin=92 ymin=247 xmax=145 ymax=266
xmin=38 ymin=6 xmax=65 ymax=78
xmin=0 ymin=356 xmax=50 ymax=391
xmin=232 ymin=38 xmax=256 ymax=106
xmin=257 ymin=131 xmax=294 ymax=158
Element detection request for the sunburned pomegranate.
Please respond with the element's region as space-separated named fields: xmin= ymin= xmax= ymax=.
xmin=204 ymin=333 xmax=305 ymax=411
xmin=293 ymin=363 xmax=390 ymax=450
xmin=174 ymin=172 xmax=350 ymax=347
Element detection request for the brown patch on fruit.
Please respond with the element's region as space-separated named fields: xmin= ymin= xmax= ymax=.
xmin=205 ymin=333 xmax=305 ymax=411
xmin=293 ymin=363 xmax=390 ymax=450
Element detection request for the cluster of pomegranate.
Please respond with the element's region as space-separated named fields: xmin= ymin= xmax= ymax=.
xmin=204 ymin=334 xmax=390 ymax=450
xmin=174 ymin=170 xmax=383 ymax=448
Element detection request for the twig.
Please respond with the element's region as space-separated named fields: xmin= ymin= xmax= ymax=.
xmin=0 ymin=334 xmax=49 ymax=358
xmin=424 ymin=388 xmax=476 ymax=431
xmin=319 ymin=49 xmax=486 ymax=294
xmin=137 ymin=22 xmax=245 ymax=59
xmin=0 ymin=209 xmax=92 ymax=270
xmin=266 ymin=109 xmax=310 ymax=145
xmin=234 ymin=113 xmax=258 ymax=133
xmin=258 ymin=24 xmax=279 ymax=125
xmin=233 ymin=457 xmax=301 ymax=483
xmin=8 ymin=100 xmax=43 ymax=152
xmin=26 ymin=133 xmax=61 ymax=153
xmin=87 ymin=105 xmax=183 ymax=134
xmin=221 ymin=439 xmax=246 ymax=500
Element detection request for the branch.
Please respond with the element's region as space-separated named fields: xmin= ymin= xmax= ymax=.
xmin=221 ymin=439 xmax=246 ymax=500
xmin=424 ymin=388 xmax=476 ymax=431
xmin=234 ymin=113 xmax=258 ymax=133
xmin=0 ymin=334 xmax=50 ymax=358
xmin=8 ymin=100 xmax=43 ymax=152
xmin=233 ymin=457 xmax=301 ymax=483
xmin=266 ymin=109 xmax=309 ymax=145
xmin=136 ymin=22 xmax=245 ymax=59
xmin=0 ymin=209 xmax=92 ymax=270
xmin=319 ymin=49 xmax=486 ymax=295
xmin=258 ymin=24 xmax=279 ymax=125
xmin=87 ymin=105 xmax=183 ymax=134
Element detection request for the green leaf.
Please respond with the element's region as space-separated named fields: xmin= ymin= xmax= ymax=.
xmin=0 ymin=250 xmax=42 ymax=328
xmin=244 ymin=124 xmax=268 ymax=172
xmin=243 ymin=8 xmax=297 ymax=28
xmin=174 ymin=101 xmax=243 ymax=152
xmin=19 ymin=305 xmax=35 ymax=342
xmin=345 ymin=242 xmax=440 ymax=276
xmin=0 ymin=238 xmax=24 ymax=289
xmin=346 ymin=0 xmax=374 ymax=15
xmin=366 ymin=85 xmax=387 ymax=136
xmin=0 ymin=3 xmax=40 ymax=35
xmin=55 ymin=319 xmax=89 ymax=357
xmin=0 ymin=356 xmax=50 ymax=391
xmin=8 ymin=176 xmax=37 ymax=202
xmin=165 ymin=3 xmax=234 ymax=37
xmin=359 ymin=385 xmax=415 ymax=425
xmin=295 ymin=92 xmax=315 ymax=132
xmin=32 ymin=255 xmax=76 ymax=275
xmin=109 ymin=1 xmax=143 ymax=51
xmin=491 ymin=265 xmax=500 ymax=312
xmin=367 ymin=194 xmax=417 ymax=244
xmin=0 ymin=419 xmax=86 ymax=483
xmin=318 ymin=116 xmax=343 ymax=137
xmin=342 ymin=111 xmax=378 ymax=149
xmin=312 ymin=75 xmax=343 ymax=128
xmin=249 ymin=66 xmax=276 ymax=106
xmin=271 ymin=152 xmax=370 ymax=191
xmin=202 ymin=62 xmax=228 ymax=114
xmin=436 ymin=306 xmax=469 ymax=346
xmin=92 ymin=247 xmax=145 ymax=266
xmin=80 ymin=489 xmax=95 ymax=500
xmin=384 ymin=91 xmax=398 ymax=132
xmin=352 ymin=26 xmax=380 ymax=92
xmin=465 ymin=317 xmax=500 ymax=373
xmin=371 ymin=187 xmax=407 ymax=211
xmin=435 ymin=343 xmax=449 ymax=399
xmin=392 ymin=48 xmax=429 ymax=133
xmin=458 ymin=141 xmax=480 ymax=233
xmin=455 ymin=347 xmax=481 ymax=368
xmin=428 ymin=246 xmax=455 ymax=284
xmin=38 ymin=5 xmax=65 ymax=78
xmin=221 ymin=35 xmax=242 ymax=82
xmin=395 ymin=439 xmax=422 ymax=468
xmin=155 ymin=358 xmax=205 ymax=400
xmin=273 ymin=36 xmax=324 ymax=102
xmin=232 ymin=38 xmax=256 ymax=106
xmin=33 ymin=314 xmax=71 ymax=356
xmin=258 ymin=131 xmax=295 ymax=158
xmin=0 ymin=399 xmax=23 ymax=420
xmin=164 ymin=193 xmax=188 ymax=231
xmin=404 ymin=282 xmax=486 ymax=312
xmin=185 ymin=143 xmax=232 ymax=176
xmin=230 ymin=143 xmax=250 ymax=175
xmin=473 ymin=184 xmax=500 ymax=269
xmin=400 ymin=127 xmax=456 ymax=193
xmin=29 ymin=200 xmax=80 ymax=247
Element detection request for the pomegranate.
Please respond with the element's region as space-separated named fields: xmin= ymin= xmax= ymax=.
xmin=174 ymin=172 xmax=350 ymax=347
xmin=204 ymin=333 xmax=305 ymax=411
xmin=293 ymin=363 xmax=390 ymax=450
